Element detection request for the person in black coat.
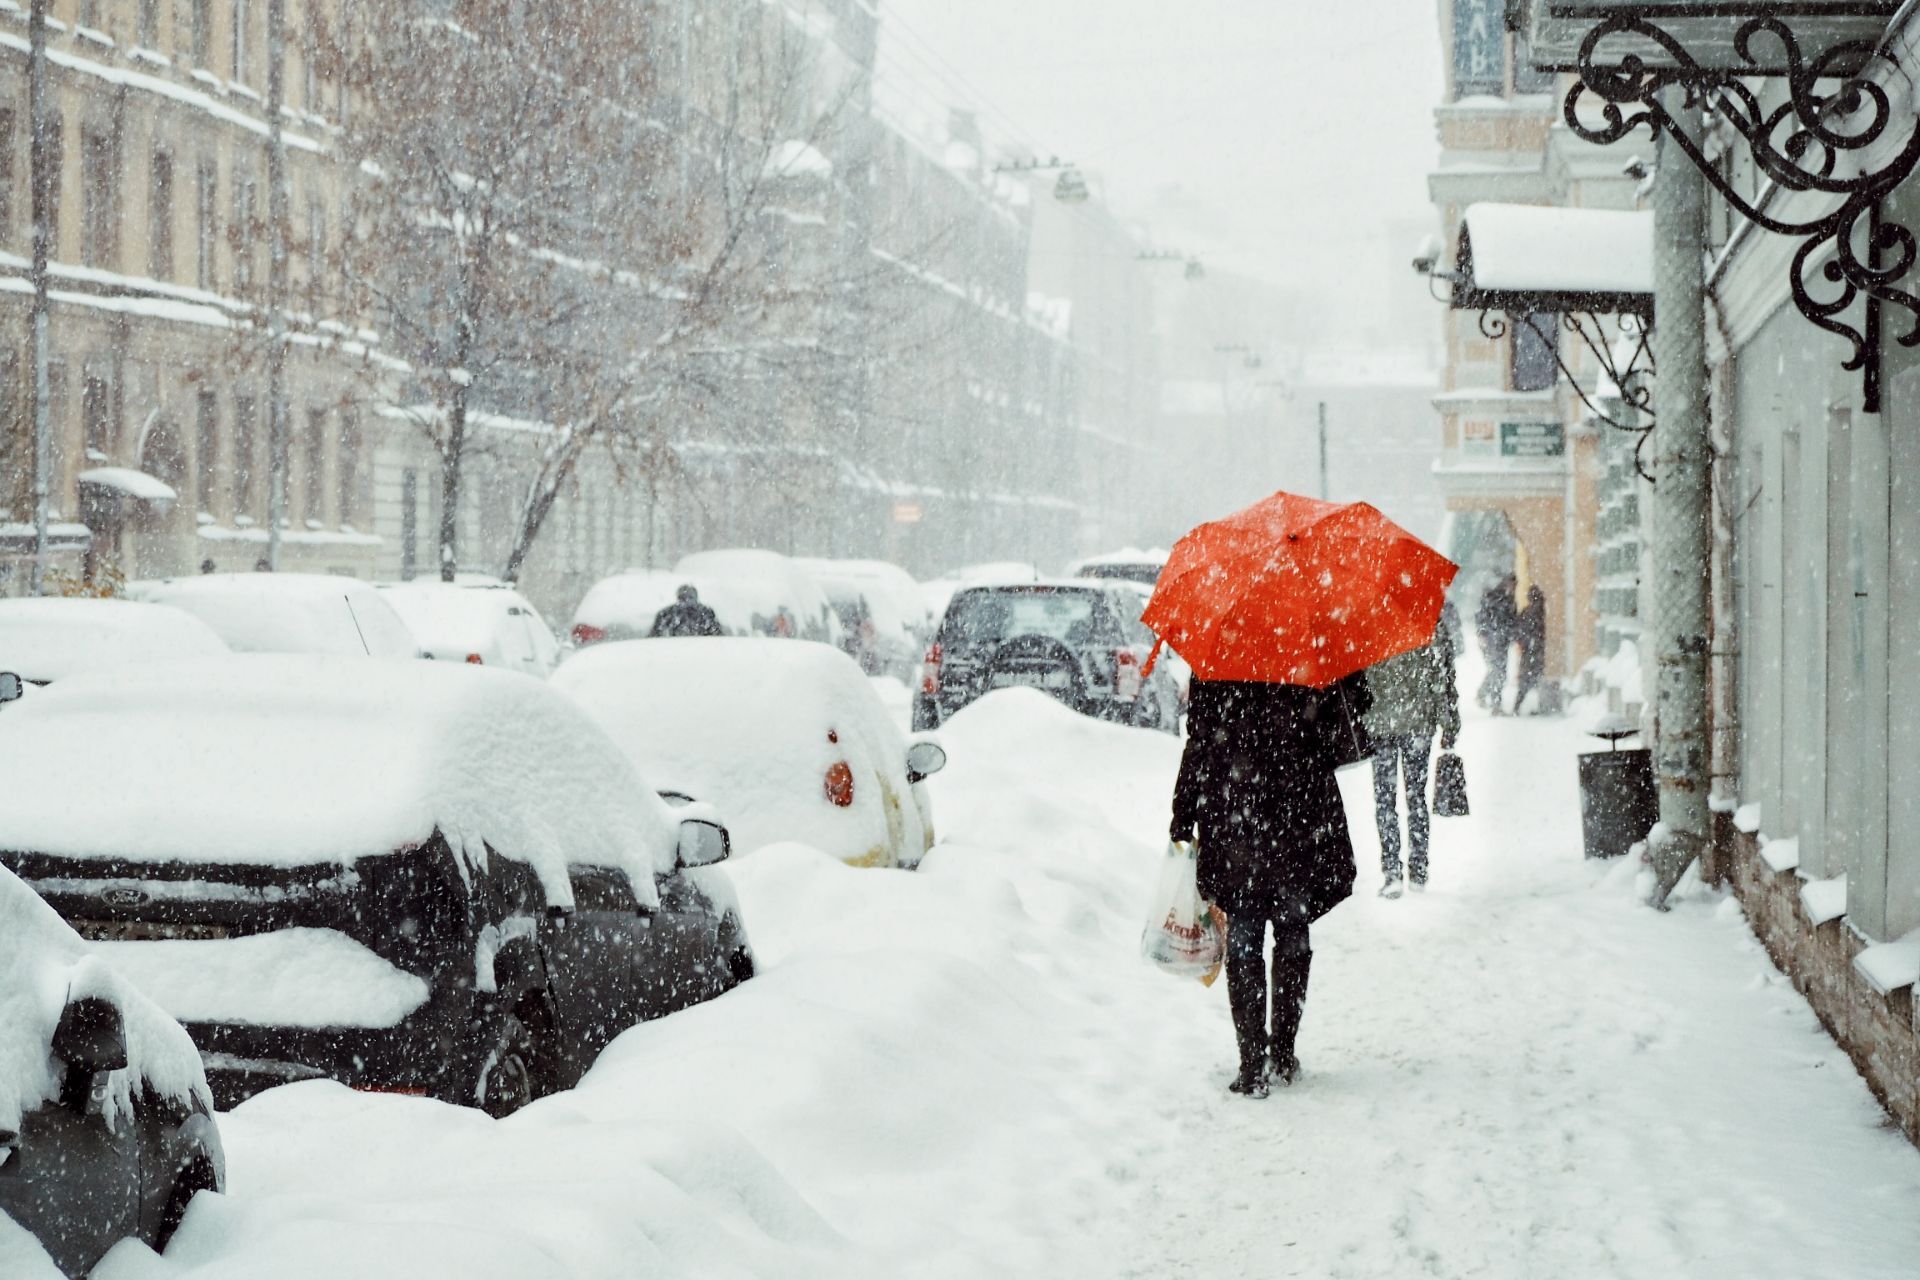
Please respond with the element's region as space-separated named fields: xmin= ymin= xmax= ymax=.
xmin=1514 ymin=584 xmax=1548 ymax=712
xmin=1170 ymin=675 xmax=1367 ymax=1098
xmin=1474 ymin=574 xmax=1517 ymax=712
xmin=651 ymin=585 xmax=724 ymax=638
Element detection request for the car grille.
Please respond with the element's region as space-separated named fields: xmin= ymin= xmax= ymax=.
xmin=69 ymin=919 xmax=232 ymax=942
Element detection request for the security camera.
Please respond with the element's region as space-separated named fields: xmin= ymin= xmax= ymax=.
xmin=1412 ymin=252 xmax=1438 ymax=276
xmin=1622 ymin=155 xmax=1651 ymax=181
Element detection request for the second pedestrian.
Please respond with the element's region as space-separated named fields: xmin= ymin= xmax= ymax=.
xmin=1363 ymin=602 xmax=1462 ymax=897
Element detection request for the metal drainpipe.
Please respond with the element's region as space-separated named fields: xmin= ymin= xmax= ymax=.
xmin=1648 ymin=87 xmax=1714 ymax=903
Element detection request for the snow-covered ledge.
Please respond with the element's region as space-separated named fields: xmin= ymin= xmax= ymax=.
xmin=1855 ymin=933 xmax=1920 ymax=997
xmin=1801 ymin=875 xmax=1848 ymax=928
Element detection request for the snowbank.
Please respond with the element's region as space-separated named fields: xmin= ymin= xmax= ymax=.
xmin=93 ymin=929 xmax=430 ymax=1029
xmin=0 ymin=597 xmax=228 ymax=682
xmin=0 ymin=865 xmax=211 ymax=1133
xmin=0 ymin=656 xmax=678 ymax=909
xmin=129 ymin=574 xmax=419 ymax=658
xmin=554 ymin=639 xmax=930 ymax=866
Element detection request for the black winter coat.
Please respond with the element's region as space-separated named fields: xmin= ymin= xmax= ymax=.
xmin=651 ymin=600 xmax=724 ymax=638
xmin=1170 ymin=677 xmax=1366 ymax=922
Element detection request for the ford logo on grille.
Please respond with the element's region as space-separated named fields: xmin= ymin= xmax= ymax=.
xmin=102 ymin=887 xmax=150 ymax=908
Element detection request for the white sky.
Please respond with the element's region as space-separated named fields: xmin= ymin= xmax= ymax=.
xmin=877 ymin=0 xmax=1445 ymax=343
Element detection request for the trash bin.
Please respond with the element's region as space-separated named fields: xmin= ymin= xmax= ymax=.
xmin=1578 ymin=736 xmax=1657 ymax=860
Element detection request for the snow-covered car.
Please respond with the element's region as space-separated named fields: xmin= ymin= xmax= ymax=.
xmin=570 ymin=569 xmax=746 ymax=646
xmin=795 ymin=558 xmax=927 ymax=681
xmin=0 ymin=865 xmax=224 ymax=1279
xmin=1105 ymin=578 xmax=1189 ymax=729
xmin=554 ymin=638 xmax=947 ymax=869
xmin=378 ymin=581 xmax=560 ymax=676
xmin=914 ymin=581 xmax=1181 ymax=733
xmin=1067 ymin=547 xmax=1168 ymax=588
xmin=128 ymin=573 xmax=419 ymax=658
xmin=673 ymin=548 xmax=843 ymax=645
xmin=0 ymin=656 xmax=751 ymax=1118
xmin=0 ymin=597 xmax=230 ymax=686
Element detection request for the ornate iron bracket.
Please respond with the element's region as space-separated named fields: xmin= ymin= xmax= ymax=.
xmin=1479 ymin=307 xmax=1659 ymax=480
xmin=1564 ymin=11 xmax=1920 ymax=412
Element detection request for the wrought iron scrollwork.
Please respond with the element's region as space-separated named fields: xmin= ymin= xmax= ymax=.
xmin=1564 ymin=13 xmax=1920 ymax=411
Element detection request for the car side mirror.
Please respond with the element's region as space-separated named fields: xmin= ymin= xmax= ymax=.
xmin=676 ymin=818 xmax=730 ymax=869
xmin=905 ymin=739 xmax=948 ymax=784
xmin=53 ymin=996 xmax=127 ymax=1077
xmin=0 ymin=673 xmax=22 ymax=706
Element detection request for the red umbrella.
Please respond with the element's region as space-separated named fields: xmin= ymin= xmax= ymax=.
xmin=1140 ymin=491 xmax=1457 ymax=688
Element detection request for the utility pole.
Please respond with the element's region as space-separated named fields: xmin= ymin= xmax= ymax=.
xmin=1316 ymin=400 xmax=1329 ymax=500
xmin=264 ymin=0 xmax=290 ymax=570
xmin=27 ymin=0 xmax=52 ymax=595
xmin=1646 ymin=87 xmax=1713 ymax=903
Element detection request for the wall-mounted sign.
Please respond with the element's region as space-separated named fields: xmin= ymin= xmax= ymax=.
xmin=1501 ymin=421 xmax=1564 ymax=458
xmin=891 ymin=500 xmax=925 ymax=525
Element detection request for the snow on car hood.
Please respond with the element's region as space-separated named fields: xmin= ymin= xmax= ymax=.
xmin=0 ymin=655 xmax=679 ymax=909
xmin=93 ymin=928 xmax=431 ymax=1029
xmin=554 ymin=638 xmax=921 ymax=866
xmin=0 ymin=865 xmax=211 ymax=1132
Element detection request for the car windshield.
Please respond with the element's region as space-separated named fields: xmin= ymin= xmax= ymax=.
xmin=944 ymin=588 xmax=1104 ymax=648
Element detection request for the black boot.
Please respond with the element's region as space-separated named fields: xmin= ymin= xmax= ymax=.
xmin=1224 ymin=936 xmax=1271 ymax=1098
xmin=1269 ymin=949 xmax=1311 ymax=1086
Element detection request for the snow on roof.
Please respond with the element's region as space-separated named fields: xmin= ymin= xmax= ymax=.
xmin=0 ymin=597 xmax=229 ymax=683
xmin=77 ymin=465 xmax=177 ymax=502
xmin=674 ymin=549 xmax=840 ymax=637
xmin=554 ymin=639 xmax=914 ymax=865
xmin=1068 ymin=547 xmax=1170 ymax=572
xmin=1 ymin=864 xmax=211 ymax=1132
xmin=0 ymin=656 xmax=679 ymax=908
xmin=130 ymin=573 xmax=420 ymax=658
xmin=764 ymin=139 xmax=833 ymax=179
xmin=954 ymin=561 xmax=1040 ymax=585
xmin=793 ymin=557 xmax=929 ymax=636
xmin=1462 ymin=203 xmax=1654 ymax=296
xmin=378 ymin=581 xmax=528 ymax=662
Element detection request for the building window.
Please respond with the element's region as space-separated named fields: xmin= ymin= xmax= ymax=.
xmin=1513 ymin=32 xmax=1556 ymax=94
xmin=233 ymin=394 xmax=257 ymax=516
xmin=303 ymin=46 xmax=319 ymax=114
xmin=338 ymin=414 xmax=360 ymax=525
xmin=192 ymin=0 xmax=212 ymax=67
xmin=137 ymin=0 xmax=159 ymax=48
xmin=230 ymin=170 xmax=256 ymax=291
xmin=196 ymin=159 xmax=218 ymax=290
xmin=195 ymin=389 xmax=220 ymax=511
xmin=149 ymin=152 xmax=174 ymax=280
xmin=304 ymin=408 xmax=328 ymax=523
xmin=1511 ymin=311 xmax=1559 ymax=392
xmin=82 ymin=369 xmax=114 ymax=459
xmin=231 ymin=0 xmax=249 ymax=84
xmin=400 ymin=468 xmax=418 ymax=578
xmin=1452 ymin=0 xmax=1504 ymax=99
xmin=81 ymin=129 xmax=119 ymax=268
xmin=305 ymin=197 xmax=325 ymax=292
xmin=0 ymin=110 xmax=13 ymax=246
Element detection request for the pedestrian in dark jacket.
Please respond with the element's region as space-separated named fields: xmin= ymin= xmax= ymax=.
xmin=1362 ymin=602 xmax=1462 ymax=896
xmin=651 ymin=585 xmax=724 ymax=638
xmin=1474 ymin=574 xmax=1516 ymax=712
xmin=1514 ymin=584 xmax=1548 ymax=712
xmin=1170 ymin=675 xmax=1366 ymax=1098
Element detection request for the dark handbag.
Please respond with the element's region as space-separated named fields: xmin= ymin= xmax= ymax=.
xmin=1433 ymin=751 xmax=1469 ymax=817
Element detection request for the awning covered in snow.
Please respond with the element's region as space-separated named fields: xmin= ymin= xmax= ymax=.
xmin=78 ymin=466 xmax=177 ymax=504
xmin=1452 ymin=203 xmax=1654 ymax=320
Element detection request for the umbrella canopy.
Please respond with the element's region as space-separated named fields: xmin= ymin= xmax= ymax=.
xmin=1140 ymin=491 xmax=1458 ymax=688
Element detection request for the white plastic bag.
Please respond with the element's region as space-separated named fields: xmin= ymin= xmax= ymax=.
xmin=1140 ymin=841 xmax=1225 ymax=979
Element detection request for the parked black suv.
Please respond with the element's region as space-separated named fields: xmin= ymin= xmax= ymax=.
xmin=0 ymin=658 xmax=753 ymax=1118
xmin=912 ymin=582 xmax=1180 ymax=732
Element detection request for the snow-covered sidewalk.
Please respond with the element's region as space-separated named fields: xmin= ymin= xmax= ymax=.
xmin=87 ymin=688 xmax=1920 ymax=1280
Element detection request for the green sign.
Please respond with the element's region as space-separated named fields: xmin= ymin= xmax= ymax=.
xmin=1501 ymin=422 xmax=1564 ymax=458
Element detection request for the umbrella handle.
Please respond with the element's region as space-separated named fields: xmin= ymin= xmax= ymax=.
xmin=1141 ymin=637 xmax=1165 ymax=678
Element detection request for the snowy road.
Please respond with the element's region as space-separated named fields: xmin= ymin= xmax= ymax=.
xmin=86 ymin=686 xmax=1920 ymax=1280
